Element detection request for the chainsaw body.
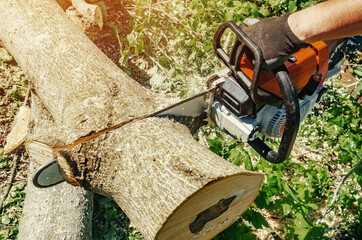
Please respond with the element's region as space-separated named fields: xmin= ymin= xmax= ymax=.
xmin=211 ymin=21 xmax=330 ymax=163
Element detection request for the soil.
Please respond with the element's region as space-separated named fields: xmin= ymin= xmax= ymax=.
xmin=0 ymin=54 xmax=30 ymax=189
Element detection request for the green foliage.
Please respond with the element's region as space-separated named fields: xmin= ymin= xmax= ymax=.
xmin=302 ymin=80 xmax=361 ymax=165
xmin=117 ymin=0 xmax=326 ymax=97
xmin=300 ymin=77 xmax=362 ymax=236
xmin=92 ymin=194 xmax=129 ymax=239
xmin=0 ymin=150 xmax=25 ymax=240
xmin=0 ymin=47 xmax=28 ymax=240
xmin=128 ymin=226 xmax=144 ymax=240
xmin=0 ymin=149 xmax=12 ymax=169
xmin=0 ymin=182 xmax=26 ymax=240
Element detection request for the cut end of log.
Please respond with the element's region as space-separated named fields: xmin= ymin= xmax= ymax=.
xmin=93 ymin=5 xmax=103 ymax=29
xmin=25 ymin=140 xmax=54 ymax=166
xmin=156 ymin=173 xmax=264 ymax=240
xmin=70 ymin=0 xmax=103 ymax=28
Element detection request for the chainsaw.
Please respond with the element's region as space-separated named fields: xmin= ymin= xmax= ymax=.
xmin=33 ymin=20 xmax=336 ymax=188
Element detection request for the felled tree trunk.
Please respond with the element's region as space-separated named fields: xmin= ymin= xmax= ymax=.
xmin=17 ymin=93 xmax=94 ymax=240
xmin=0 ymin=0 xmax=264 ymax=239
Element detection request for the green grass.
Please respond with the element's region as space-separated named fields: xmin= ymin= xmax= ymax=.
xmin=0 ymin=182 xmax=26 ymax=239
xmin=92 ymin=194 xmax=130 ymax=239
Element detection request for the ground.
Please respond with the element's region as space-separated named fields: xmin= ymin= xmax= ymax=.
xmin=0 ymin=52 xmax=29 ymax=188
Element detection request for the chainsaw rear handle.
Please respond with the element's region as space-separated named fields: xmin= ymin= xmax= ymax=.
xmin=214 ymin=21 xmax=265 ymax=105
xmin=214 ymin=21 xmax=300 ymax=163
xmin=249 ymin=65 xmax=300 ymax=163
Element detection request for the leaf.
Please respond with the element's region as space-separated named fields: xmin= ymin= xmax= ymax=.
xmin=283 ymin=182 xmax=299 ymax=202
xmin=352 ymin=82 xmax=362 ymax=98
xmin=228 ymin=148 xmax=242 ymax=166
xmin=1 ymin=215 xmax=11 ymax=225
xmin=215 ymin=220 xmax=253 ymax=240
xmin=240 ymin=233 xmax=257 ymax=240
xmin=295 ymin=228 xmax=309 ymax=240
xmin=294 ymin=212 xmax=311 ymax=239
xmin=352 ymin=69 xmax=362 ymax=77
xmin=265 ymin=175 xmax=279 ymax=195
xmin=310 ymin=225 xmax=326 ymax=239
xmin=268 ymin=175 xmax=278 ymax=187
xmin=225 ymin=9 xmax=235 ymax=21
xmin=281 ymin=203 xmax=292 ymax=215
xmin=207 ymin=139 xmax=223 ymax=155
xmin=254 ymin=191 xmax=268 ymax=209
xmin=258 ymin=5 xmax=271 ymax=17
xmin=0 ymin=159 xmax=10 ymax=168
xmin=14 ymin=182 xmax=26 ymax=191
xmin=104 ymin=228 xmax=118 ymax=239
xmin=106 ymin=209 xmax=117 ymax=218
xmin=244 ymin=151 xmax=253 ymax=171
xmin=250 ymin=209 xmax=269 ymax=229
xmin=285 ymin=225 xmax=295 ymax=240
xmin=288 ymin=0 xmax=298 ymax=12
xmin=306 ymin=203 xmax=318 ymax=210
xmin=228 ymin=147 xmax=253 ymax=169
xmin=297 ymin=188 xmax=307 ymax=201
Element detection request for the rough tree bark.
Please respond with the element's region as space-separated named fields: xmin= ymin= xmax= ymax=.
xmin=0 ymin=0 xmax=264 ymax=239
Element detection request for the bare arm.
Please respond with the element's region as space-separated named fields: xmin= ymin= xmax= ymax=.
xmin=288 ymin=0 xmax=362 ymax=43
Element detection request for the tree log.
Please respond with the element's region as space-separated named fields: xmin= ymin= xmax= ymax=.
xmin=0 ymin=0 xmax=264 ymax=239
xmin=17 ymin=93 xmax=94 ymax=240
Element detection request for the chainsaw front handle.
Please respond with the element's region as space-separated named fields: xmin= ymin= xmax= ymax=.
xmin=248 ymin=65 xmax=300 ymax=163
xmin=214 ymin=21 xmax=300 ymax=164
xmin=214 ymin=21 xmax=265 ymax=105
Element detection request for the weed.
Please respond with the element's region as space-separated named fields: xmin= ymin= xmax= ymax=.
xmin=0 ymin=182 xmax=26 ymax=240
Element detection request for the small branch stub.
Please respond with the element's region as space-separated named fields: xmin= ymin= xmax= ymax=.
xmin=25 ymin=140 xmax=54 ymax=166
xmin=65 ymin=0 xmax=103 ymax=40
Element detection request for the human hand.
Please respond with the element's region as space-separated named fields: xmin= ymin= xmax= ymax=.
xmin=243 ymin=13 xmax=308 ymax=62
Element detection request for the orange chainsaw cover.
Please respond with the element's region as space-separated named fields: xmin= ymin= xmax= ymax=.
xmin=240 ymin=41 xmax=329 ymax=98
